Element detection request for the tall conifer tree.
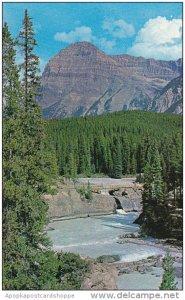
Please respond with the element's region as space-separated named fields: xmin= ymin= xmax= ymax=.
xmin=3 ymin=12 xmax=58 ymax=289
xmin=136 ymin=144 xmax=168 ymax=237
xmin=3 ymin=22 xmax=27 ymax=289
xmin=112 ymin=138 xmax=122 ymax=178
xmin=18 ymin=9 xmax=40 ymax=104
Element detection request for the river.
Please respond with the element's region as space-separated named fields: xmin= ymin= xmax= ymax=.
xmin=46 ymin=175 xmax=183 ymax=290
xmin=47 ymin=212 xmax=182 ymax=290
xmin=47 ymin=213 xmax=164 ymax=261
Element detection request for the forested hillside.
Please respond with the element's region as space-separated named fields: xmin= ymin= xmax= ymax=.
xmin=46 ymin=110 xmax=182 ymax=178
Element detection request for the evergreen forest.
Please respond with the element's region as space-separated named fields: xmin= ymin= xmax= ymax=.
xmin=46 ymin=111 xmax=182 ymax=186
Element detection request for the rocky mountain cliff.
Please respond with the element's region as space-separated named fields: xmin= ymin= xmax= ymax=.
xmin=149 ymin=75 xmax=182 ymax=114
xmin=39 ymin=42 xmax=182 ymax=118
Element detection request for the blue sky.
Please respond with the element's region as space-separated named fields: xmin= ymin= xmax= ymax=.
xmin=3 ymin=2 xmax=182 ymax=72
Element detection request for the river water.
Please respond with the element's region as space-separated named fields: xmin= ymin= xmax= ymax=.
xmin=47 ymin=212 xmax=183 ymax=290
xmin=47 ymin=213 xmax=164 ymax=262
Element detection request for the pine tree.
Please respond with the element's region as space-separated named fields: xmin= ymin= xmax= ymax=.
xmin=152 ymin=146 xmax=163 ymax=199
xmin=18 ymin=9 xmax=40 ymax=104
xmin=78 ymin=135 xmax=91 ymax=175
xmin=136 ymin=144 xmax=168 ymax=237
xmin=136 ymin=143 xmax=145 ymax=174
xmin=66 ymin=143 xmax=77 ymax=178
xmin=151 ymin=146 xmax=168 ymax=236
xmin=122 ymin=134 xmax=130 ymax=175
xmin=130 ymin=148 xmax=137 ymax=174
xmin=169 ymin=139 xmax=182 ymax=206
xmin=105 ymin=147 xmax=113 ymax=176
xmin=112 ymin=138 xmax=122 ymax=178
xmin=3 ymin=23 xmax=21 ymax=110
xmin=160 ymin=252 xmax=177 ymax=290
xmin=2 ymin=22 xmax=44 ymax=290
xmin=135 ymin=161 xmax=154 ymax=232
xmin=16 ymin=10 xmax=53 ymax=243
xmin=2 ymin=34 xmax=17 ymax=284
xmin=3 ymin=15 xmax=58 ymax=289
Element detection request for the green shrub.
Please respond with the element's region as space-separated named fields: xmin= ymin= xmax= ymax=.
xmin=160 ymin=252 xmax=177 ymax=290
xmin=76 ymin=182 xmax=93 ymax=202
xmin=57 ymin=252 xmax=89 ymax=289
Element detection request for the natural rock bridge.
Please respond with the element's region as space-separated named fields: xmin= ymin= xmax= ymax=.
xmin=76 ymin=177 xmax=143 ymax=193
xmin=90 ymin=184 xmax=143 ymax=193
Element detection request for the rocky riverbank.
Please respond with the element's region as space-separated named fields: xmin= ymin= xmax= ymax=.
xmin=88 ymin=238 xmax=182 ymax=290
xmin=80 ymin=243 xmax=182 ymax=290
xmin=81 ymin=249 xmax=182 ymax=290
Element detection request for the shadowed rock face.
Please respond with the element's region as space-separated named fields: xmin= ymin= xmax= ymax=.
xmin=39 ymin=42 xmax=182 ymax=118
xmin=149 ymin=75 xmax=183 ymax=114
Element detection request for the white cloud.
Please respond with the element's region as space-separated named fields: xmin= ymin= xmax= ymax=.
xmin=54 ymin=20 xmax=135 ymax=52
xmin=96 ymin=38 xmax=116 ymax=51
xmin=54 ymin=26 xmax=94 ymax=43
xmin=128 ymin=16 xmax=182 ymax=60
xmin=54 ymin=25 xmax=116 ymax=52
xmin=102 ymin=19 xmax=135 ymax=39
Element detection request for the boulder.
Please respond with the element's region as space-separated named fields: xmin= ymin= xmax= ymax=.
xmin=81 ymin=262 xmax=117 ymax=290
xmin=96 ymin=255 xmax=120 ymax=263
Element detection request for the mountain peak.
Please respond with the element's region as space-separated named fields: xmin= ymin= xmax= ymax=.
xmin=40 ymin=43 xmax=182 ymax=118
xmin=69 ymin=41 xmax=98 ymax=48
xmin=59 ymin=41 xmax=105 ymax=57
